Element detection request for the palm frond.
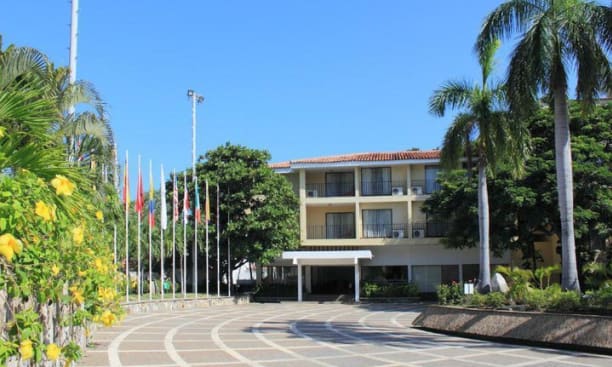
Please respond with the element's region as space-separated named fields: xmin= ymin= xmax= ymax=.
xmin=0 ymin=46 xmax=49 ymax=90
xmin=440 ymin=113 xmax=475 ymax=170
xmin=428 ymin=80 xmax=474 ymax=116
xmin=476 ymin=0 xmax=548 ymax=56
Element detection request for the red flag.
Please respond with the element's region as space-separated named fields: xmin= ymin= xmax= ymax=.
xmin=172 ymin=172 xmax=179 ymax=222
xmin=135 ymin=169 xmax=144 ymax=214
xmin=122 ymin=155 xmax=130 ymax=210
xmin=183 ymin=177 xmax=190 ymax=222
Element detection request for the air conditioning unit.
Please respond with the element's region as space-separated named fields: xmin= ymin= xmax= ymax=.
xmin=411 ymin=186 xmax=423 ymax=195
xmin=392 ymin=229 xmax=404 ymax=238
xmin=412 ymin=229 xmax=425 ymax=238
xmin=391 ymin=186 xmax=404 ymax=196
xmin=306 ymin=189 xmax=318 ymax=198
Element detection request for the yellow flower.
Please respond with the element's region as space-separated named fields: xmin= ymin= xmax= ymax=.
xmin=100 ymin=310 xmax=116 ymax=327
xmin=72 ymin=226 xmax=84 ymax=245
xmin=95 ymin=210 xmax=104 ymax=222
xmin=19 ymin=339 xmax=34 ymax=360
xmin=51 ymin=264 xmax=60 ymax=276
xmin=71 ymin=288 xmax=84 ymax=305
xmin=35 ymin=201 xmax=55 ymax=222
xmin=51 ymin=175 xmax=75 ymax=196
xmin=0 ymin=244 xmax=14 ymax=262
xmin=46 ymin=343 xmax=61 ymax=361
xmin=98 ymin=287 xmax=115 ymax=302
xmin=94 ymin=258 xmax=108 ymax=273
xmin=78 ymin=270 xmax=86 ymax=277
xmin=0 ymin=233 xmax=22 ymax=254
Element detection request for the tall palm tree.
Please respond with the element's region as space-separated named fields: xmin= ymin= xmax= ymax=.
xmin=429 ymin=40 xmax=527 ymax=293
xmin=476 ymin=0 xmax=612 ymax=292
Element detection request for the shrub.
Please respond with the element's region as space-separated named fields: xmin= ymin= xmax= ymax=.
xmin=361 ymin=282 xmax=419 ymax=298
xmin=549 ymin=290 xmax=581 ymax=312
xmin=466 ymin=293 xmax=486 ymax=308
xmin=524 ymin=288 xmax=549 ymax=311
xmin=584 ymin=285 xmax=612 ymax=310
xmin=437 ymin=283 xmax=463 ymax=305
xmin=484 ymin=292 xmax=506 ymax=308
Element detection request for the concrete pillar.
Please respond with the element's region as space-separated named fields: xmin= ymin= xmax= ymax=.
xmin=355 ymin=201 xmax=362 ymax=239
xmin=299 ymin=170 xmax=307 ymax=241
xmin=297 ymin=263 xmax=303 ymax=302
xmin=354 ymin=260 xmax=361 ymax=303
xmin=407 ymin=264 xmax=412 ymax=282
xmin=355 ymin=167 xmax=361 ymax=197
xmin=458 ymin=264 xmax=464 ymax=283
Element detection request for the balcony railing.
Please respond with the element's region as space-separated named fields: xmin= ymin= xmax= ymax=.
xmin=409 ymin=180 xmax=440 ymax=195
xmin=363 ymin=223 xmax=409 ymax=238
xmin=307 ymin=224 xmax=356 ymax=239
xmin=412 ymin=222 xmax=449 ymax=237
xmin=305 ymin=183 xmax=355 ymax=198
xmin=361 ymin=181 xmax=407 ymax=196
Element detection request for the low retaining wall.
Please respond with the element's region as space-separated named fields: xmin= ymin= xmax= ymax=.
xmin=413 ymin=305 xmax=612 ymax=354
xmin=121 ymin=295 xmax=251 ymax=314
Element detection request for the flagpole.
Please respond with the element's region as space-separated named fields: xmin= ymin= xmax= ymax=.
xmin=183 ymin=174 xmax=187 ymax=299
xmin=216 ymin=184 xmax=220 ymax=297
xmin=227 ymin=190 xmax=231 ymax=297
xmin=125 ymin=151 xmax=130 ymax=302
xmin=148 ymin=160 xmax=153 ymax=301
xmin=137 ymin=156 xmax=142 ymax=302
xmin=205 ymin=180 xmax=210 ymax=297
xmin=194 ymin=177 xmax=198 ymax=299
xmin=172 ymin=170 xmax=177 ymax=299
xmin=160 ymin=164 xmax=166 ymax=300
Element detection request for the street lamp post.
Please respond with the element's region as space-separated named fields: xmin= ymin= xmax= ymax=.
xmin=187 ymin=89 xmax=204 ymax=297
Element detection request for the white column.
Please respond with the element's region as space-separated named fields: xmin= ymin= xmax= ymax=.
xmin=305 ymin=266 xmax=312 ymax=293
xmin=458 ymin=264 xmax=464 ymax=283
xmin=354 ymin=259 xmax=361 ymax=303
xmin=297 ymin=263 xmax=303 ymax=302
xmin=407 ymin=264 xmax=412 ymax=282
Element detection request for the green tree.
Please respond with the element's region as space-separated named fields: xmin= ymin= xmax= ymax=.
xmin=429 ymin=40 xmax=527 ymax=293
xmin=424 ymin=102 xmax=612 ymax=287
xmin=477 ymin=0 xmax=612 ymax=292
xmin=188 ymin=143 xmax=299 ymax=286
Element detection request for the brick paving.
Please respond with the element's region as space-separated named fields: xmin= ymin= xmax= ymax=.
xmin=81 ymin=303 xmax=612 ymax=367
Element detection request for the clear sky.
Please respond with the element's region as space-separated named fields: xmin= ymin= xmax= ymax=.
xmin=2 ymin=1 xmax=516 ymax=186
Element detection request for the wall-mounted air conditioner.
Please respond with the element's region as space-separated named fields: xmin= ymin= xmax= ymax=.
xmin=412 ymin=229 xmax=425 ymax=238
xmin=411 ymin=186 xmax=423 ymax=195
xmin=306 ymin=189 xmax=318 ymax=198
xmin=392 ymin=229 xmax=404 ymax=238
xmin=391 ymin=186 xmax=404 ymax=196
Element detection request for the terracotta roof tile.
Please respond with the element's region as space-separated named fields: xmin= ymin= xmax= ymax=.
xmin=270 ymin=150 xmax=439 ymax=169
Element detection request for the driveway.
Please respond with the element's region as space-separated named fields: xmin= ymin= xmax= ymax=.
xmin=81 ymin=303 xmax=612 ymax=367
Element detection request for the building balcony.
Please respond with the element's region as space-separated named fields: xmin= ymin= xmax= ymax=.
xmin=307 ymin=224 xmax=356 ymax=240
xmin=410 ymin=180 xmax=441 ymax=195
xmin=305 ymin=183 xmax=354 ymax=198
xmin=305 ymin=180 xmax=439 ymax=198
xmin=306 ymin=222 xmax=449 ymax=240
xmin=361 ymin=181 xmax=407 ymax=196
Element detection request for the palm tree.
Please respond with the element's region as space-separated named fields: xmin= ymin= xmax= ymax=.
xmin=429 ymin=40 xmax=527 ymax=293
xmin=476 ymin=0 xmax=612 ymax=292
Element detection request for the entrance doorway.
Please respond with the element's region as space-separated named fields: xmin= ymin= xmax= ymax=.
xmin=311 ymin=266 xmax=354 ymax=294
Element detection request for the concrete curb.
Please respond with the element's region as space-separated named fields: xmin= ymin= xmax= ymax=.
xmin=121 ymin=295 xmax=251 ymax=313
xmin=413 ymin=305 xmax=612 ymax=354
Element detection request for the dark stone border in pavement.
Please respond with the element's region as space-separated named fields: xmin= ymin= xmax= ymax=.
xmin=412 ymin=305 xmax=612 ymax=355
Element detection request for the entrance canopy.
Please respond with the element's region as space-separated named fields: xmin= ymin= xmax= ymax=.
xmin=282 ymin=250 xmax=373 ymax=266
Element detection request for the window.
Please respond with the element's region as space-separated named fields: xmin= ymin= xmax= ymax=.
xmin=425 ymin=166 xmax=440 ymax=193
xmin=325 ymin=212 xmax=355 ymax=239
xmin=325 ymin=172 xmax=354 ymax=197
xmin=361 ymin=167 xmax=391 ymax=196
xmin=362 ymin=209 xmax=392 ymax=238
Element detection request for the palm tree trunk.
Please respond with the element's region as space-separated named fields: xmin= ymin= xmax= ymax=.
xmin=477 ymin=162 xmax=491 ymax=293
xmin=553 ymin=88 xmax=580 ymax=292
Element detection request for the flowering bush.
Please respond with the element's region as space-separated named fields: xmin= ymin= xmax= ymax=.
xmin=0 ymin=170 xmax=123 ymax=365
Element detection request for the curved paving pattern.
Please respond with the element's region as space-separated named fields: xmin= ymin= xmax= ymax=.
xmin=82 ymin=303 xmax=612 ymax=367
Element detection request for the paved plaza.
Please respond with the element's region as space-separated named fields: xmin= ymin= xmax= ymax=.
xmin=81 ymin=303 xmax=612 ymax=367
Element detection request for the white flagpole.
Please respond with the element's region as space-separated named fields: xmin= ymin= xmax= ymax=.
xmin=148 ymin=160 xmax=153 ymax=301
xmin=217 ymin=184 xmax=220 ymax=297
xmin=125 ymin=151 xmax=130 ymax=303
xmin=160 ymin=164 xmax=167 ymax=300
xmin=172 ymin=170 xmax=177 ymax=299
xmin=114 ymin=146 xmax=118 ymax=267
xmin=183 ymin=174 xmax=187 ymax=299
xmin=194 ymin=176 xmax=198 ymax=299
xmin=227 ymin=192 xmax=231 ymax=297
xmin=137 ymin=156 xmax=142 ymax=302
xmin=205 ymin=180 xmax=209 ymax=297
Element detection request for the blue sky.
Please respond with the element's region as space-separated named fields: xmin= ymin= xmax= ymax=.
xmin=2 ymin=1 xmax=515 ymax=186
